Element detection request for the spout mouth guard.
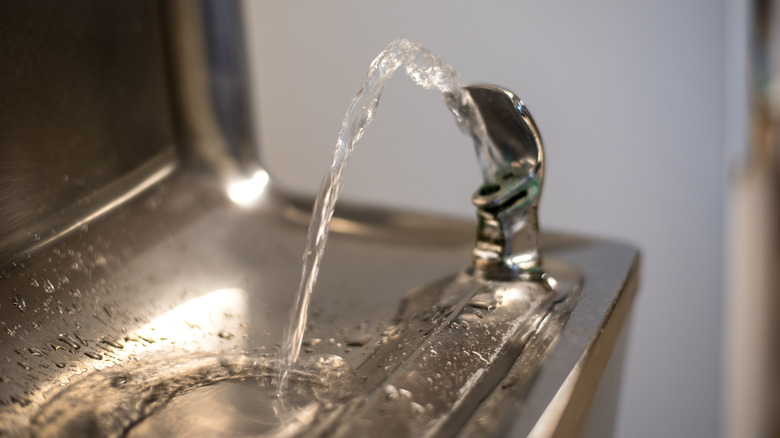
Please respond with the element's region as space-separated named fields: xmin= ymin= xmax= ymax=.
xmin=465 ymin=84 xmax=544 ymax=187
xmin=465 ymin=85 xmax=545 ymax=280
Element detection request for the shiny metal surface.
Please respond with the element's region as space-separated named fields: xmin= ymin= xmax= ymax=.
xmin=0 ymin=176 xmax=638 ymax=436
xmin=467 ymin=85 xmax=545 ymax=280
xmin=0 ymin=1 xmax=639 ymax=437
xmin=0 ymin=0 xmax=260 ymax=266
xmin=0 ymin=0 xmax=177 ymax=264
xmin=165 ymin=0 xmax=261 ymax=177
xmin=316 ymin=260 xmax=580 ymax=437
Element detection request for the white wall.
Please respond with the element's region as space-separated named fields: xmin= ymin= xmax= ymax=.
xmin=245 ymin=2 xmax=725 ymax=437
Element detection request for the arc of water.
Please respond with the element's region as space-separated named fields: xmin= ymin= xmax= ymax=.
xmin=277 ymin=39 xmax=505 ymax=395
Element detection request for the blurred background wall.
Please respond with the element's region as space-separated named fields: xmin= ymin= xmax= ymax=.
xmin=243 ymin=2 xmax=738 ymax=436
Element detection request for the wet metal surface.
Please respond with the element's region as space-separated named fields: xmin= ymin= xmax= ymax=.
xmin=0 ymin=173 xmax=638 ymax=436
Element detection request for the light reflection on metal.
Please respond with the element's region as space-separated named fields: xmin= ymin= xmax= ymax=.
xmin=22 ymin=153 xmax=177 ymax=258
xmin=227 ymin=169 xmax=270 ymax=206
xmin=54 ymin=288 xmax=249 ymax=375
xmin=127 ymin=288 xmax=248 ymax=357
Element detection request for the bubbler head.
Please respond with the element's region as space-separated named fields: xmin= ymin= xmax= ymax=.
xmin=466 ymin=85 xmax=545 ymax=281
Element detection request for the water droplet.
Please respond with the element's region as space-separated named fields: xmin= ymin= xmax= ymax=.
xmin=58 ymin=334 xmax=80 ymax=350
xmin=383 ymin=384 xmax=399 ymax=400
xmin=344 ymin=332 xmax=371 ymax=347
xmin=84 ymin=352 xmax=103 ymax=360
xmin=17 ymin=362 xmax=31 ymax=371
xmin=12 ymin=296 xmax=26 ymax=312
xmin=100 ymin=339 xmax=123 ymax=349
xmin=27 ymin=348 xmax=43 ymax=356
xmin=411 ymin=402 xmax=426 ymax=414
xmin=398 ymin=388 xmax=412 ymax=399
xmin=468 ymin=293 xmax=496 ymax=310
xmin=110 ymin=375 xmax=130 ymax=387
xmin=218 ymin=331 xmax=234 ymax=340
xmin=11 ymin=395 xmax=31 ymax=407
xmin=472 ymin=351 xmax=489 ymax=364
xmin=42 ymin=279 xmax=55 ymax=294
xmin=302 ymin=338 xmax=321 ymax=347
xmin=55 ymin=362 xmax=66 ymax=368
xmin=382 ymin=326 xmax=400 ymax=337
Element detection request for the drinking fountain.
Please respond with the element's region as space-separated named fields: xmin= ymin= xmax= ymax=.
xmin=0 ymin=1 xmax=639 ymax=437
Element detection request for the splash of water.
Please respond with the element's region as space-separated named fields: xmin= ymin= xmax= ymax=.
xmin=23 ymin=353 xmax=355 ymax=438
xmin=277 ymin=39 xmax=504 ymax=395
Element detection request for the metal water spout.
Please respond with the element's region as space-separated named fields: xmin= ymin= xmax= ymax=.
xmin=466 ymin=85 xmax=545 ymax=280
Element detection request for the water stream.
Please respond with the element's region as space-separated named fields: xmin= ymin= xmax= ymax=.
xmin=277 ymin=39 xmax=506 ymax=396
